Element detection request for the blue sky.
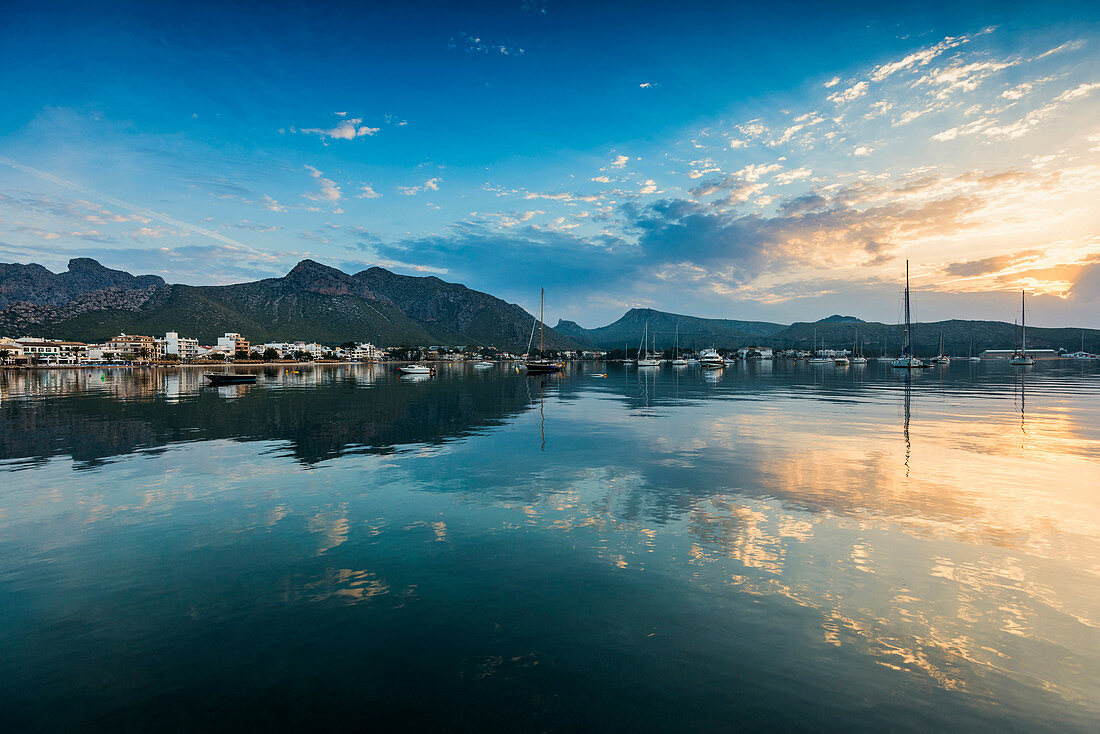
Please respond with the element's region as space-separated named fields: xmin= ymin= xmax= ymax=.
xmin=1 ymin=0 xmax=1098 ymax=327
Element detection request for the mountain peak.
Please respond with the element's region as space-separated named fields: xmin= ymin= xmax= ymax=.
xmin=817 ymin=314 xmax=864 ymax=323
xmin=282 ymin=259 xmax=356 ymax=295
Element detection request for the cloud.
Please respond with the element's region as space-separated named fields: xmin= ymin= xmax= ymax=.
xmin=295 ymin=115 xmax=379 ymax=142
xmin=824 ymin=77 xmax=840 ymax=88
xmin=869 ymin=35 xmax=970 ymax=82
xmin=357 ymin=185 xmax=382 ymax=199
xmin=852 ymin=146 xmax=874 ymax=157
xmin=449 ymin=32 xmax=525 ymax=56
xmin=639 ymin=82 xmax=654 ymax=89
xmin=398 ymin=178 xmax=441 ymax=196
xmin=639 ymin=180 xmax=658 ymax=195
xmin=303 ymin=165 xmax=342 ymax=202
xmin=827 ymin=81 xmax=868 ymax=104
xmin=609 ymin=155 xmax=629 ymax=169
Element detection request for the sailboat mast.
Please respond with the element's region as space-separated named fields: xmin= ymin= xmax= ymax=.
xmin=903 ymin=260 xmax=912 ymax=356
xmin=1021 ymin=290 xmax=1026 ymax=355
xmin=539 ymin=288 xmax=545 ymax=356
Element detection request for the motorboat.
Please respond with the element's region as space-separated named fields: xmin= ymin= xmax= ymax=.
xmin=698 ymin=348 xmax=724 ymax=369
xmin=834 ymin=355 xmax=850 ymax=365
xmin=400 ymin=365 xmax=431 ymax=375
xmin=205 ymin=372 xmax=257 ymax=385
xmin=474 ymin=362 xmax=494 ymax=369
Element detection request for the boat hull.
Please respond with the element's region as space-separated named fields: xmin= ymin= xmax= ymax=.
xmin=204 ymin=373 xmax=257 ymax=385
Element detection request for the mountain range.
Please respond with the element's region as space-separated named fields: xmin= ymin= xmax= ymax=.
xmin=0 ymin=258 xmax=574 ymax=351
xmin=1 ymin=257 xmax=1097 ymax=355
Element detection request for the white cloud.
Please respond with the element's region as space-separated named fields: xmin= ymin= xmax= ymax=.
xmin=357 ymin=185 xmax=382 ymax=199
xmin=828 ymin=81 xmax=868 ymax=104
xmin=1055 ymin=81 xmax=1100 ymax=102
xmin=1036 ymin=39 xmax=1085 ymax=60
xmin=775 ymin=168 xmax=812 ymax=185
xmin=852 ymin=146 xmax=873 ymax=157
xmin=869 ymin=35 xmax=970 ymax=82
xmin=639 ymin=180 xmax=658 ymax=194
xmin=399 ymin=178 xmax=442 ymax=196
xmin=297 ymin=116 xmax=379 ymax=142
xmin=639 ymin=82 xmax=654 ymax=88
xmin=824 ymin=76 xmax=840 ymax=88
xmin=262 ymin=194 xmax=286 ymax=212
xmin=610 ymin=155 xmax=629 ymax=168
xmin=303 ymin=165 xmax=342 ymax=202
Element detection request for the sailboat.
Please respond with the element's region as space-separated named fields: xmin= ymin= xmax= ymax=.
xmin=671 ymin=323 xmax=687 ymax=366
xmin=876 ymin=333 xmax=891 ymax=361
xmin=524 ymin=289 xmax=563 ymax=373
xmin=1009 ymin=291 xmax=1035 ymax=366
xmin=931 ymin=331 xmax=951 ymax=364
xmin=1072 ymin=331 xmax=1098 ymax=360
xmin=850 ymin=338 xmax=867 ymax=364
xmin=637 ymin=322 xmax=660 ymax=366
xmin=807 ymin=328 xmax=830 ymax=363
xmin=968 ymin=339 xmax=981 ymax=362
xmin=622 ymin=339 xmax=635 ymax=365
xmin=892 ymin=261 xmax=930 ymax=368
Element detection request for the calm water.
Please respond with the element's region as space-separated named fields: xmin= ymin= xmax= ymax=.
xmin=2 ymin=361 xmax=1098 ymax=732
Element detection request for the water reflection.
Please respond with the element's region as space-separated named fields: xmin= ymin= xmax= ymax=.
xmin=0 ymin=361 xmax=1098 ymax=731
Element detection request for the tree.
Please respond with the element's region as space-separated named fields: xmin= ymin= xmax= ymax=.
xmin=263 ymin=347 xmax=280 ymax=361
xmin=0 ymin=349 xmax=10 ymax=364
xmin=136 ymin=346 xmax=152 ymax=363
xmin=234 ymin=350 xmax=250 ymax=361
xmin=340 ymin=341 xmax=356 ymax=350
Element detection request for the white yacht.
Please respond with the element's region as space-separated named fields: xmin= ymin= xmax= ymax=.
xmin=807 ymin=328 xmax=830 ymax=363
xmin=698 ymin=348 xmax=724 ymax=369
xmin=400 ymin=364 xmax=431 ymax=375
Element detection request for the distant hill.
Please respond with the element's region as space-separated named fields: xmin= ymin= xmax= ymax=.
xmin=557 ymin=308 xmax=786 ymax=350
xmin=0 ymin=258 xmax=576 ymax=351
xmin=769 ymin=319 xmax=1100 ymax=356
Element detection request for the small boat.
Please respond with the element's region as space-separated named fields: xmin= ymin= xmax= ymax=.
xmin=808 ymin=328 xmax=830 ymax=363
xmin=474 ymin=362 xmax=494 ymax=369
xmin=637 ymin=322 xmax=659 ymax=366
xmin=1009 ymin=290 xmax=1035 ymax=366
xmin=967 ymin=340 xmax=981 ymax=362
xmin=850 ymin=338 xmax=867 ymax=364
xmin=834 ymin=355 xmax=850 ymax=365
xmin=523 ymin=288 xmax=563 ymax=374
xmin=671 ymin=326 xmax=687 ymax=365
xmin=400 ymin=365 xmax=431 ymax=375
xmin=892 ymin=261 xmax=930 ymax=369
xmin=698 ymin=348 xmax=724 ymax=369
xmin=930 ymin=332 xmax=951 ymax=364
xmin=205 ymin=372 xmax=257 ymax=385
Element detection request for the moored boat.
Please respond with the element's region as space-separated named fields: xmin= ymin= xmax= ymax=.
xmin=205 ymin=372 xmax=257 ymax=385
xmin=1009 ymin=291 xmax=1035 ymax=366
xmin=892 ymin=261 xmax=931 ymax=369
xmin=400 ymin=365 xmax=431 ymax=375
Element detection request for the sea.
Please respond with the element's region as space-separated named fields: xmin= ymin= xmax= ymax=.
xmin=1 ymin=360 xmax=1098 ymax=732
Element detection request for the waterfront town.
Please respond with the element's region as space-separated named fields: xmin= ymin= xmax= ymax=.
xmin=0 ymin=330 xmax=612 ymax=366
xmin=0 ymin=329 xmax=1085 ymax=367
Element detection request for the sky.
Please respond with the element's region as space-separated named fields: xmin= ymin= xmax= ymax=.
xmin=1 ymin=0 xmax=1098 ymax=328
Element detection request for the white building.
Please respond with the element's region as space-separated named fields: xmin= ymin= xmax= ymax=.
xmin=216 ymin=332 xmax=250 ymax=354
xmin=161 ymin=331 xmax=199 ymax=360
xmin=348 ymin=342 xmax=379 ymax=361
xmin=16 ymin=338 xmax=88 ymax=365
xmin=737 ymin=347 xmax=774 ymax=359
xmin=0 ymin=338 xmax=26 ymax=363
